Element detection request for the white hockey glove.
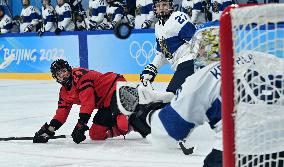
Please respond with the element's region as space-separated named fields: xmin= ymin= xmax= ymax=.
xmin=141 ymin=20 xmax=152 ymax=29
xmin=140 ymin=64 xmax=158 ymax=86
xmin=24 ymin=24 xmax=33 ymax=32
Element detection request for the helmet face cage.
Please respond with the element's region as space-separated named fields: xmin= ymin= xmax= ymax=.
xmin=50 ymin=59 xmax=72 ymax=84
xmin=153 ymin=0 xmax=173 ymax=23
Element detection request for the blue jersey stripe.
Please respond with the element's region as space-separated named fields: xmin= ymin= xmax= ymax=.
xmin=3 ymin=22 xmax=12 ymax=30
xmin=158 ymin=104 xmax=195 ymax=141
xmin=193 ymin=2 xmax=203 ymax=11
xmin=92 ymin=6 xmax=106 ymax=16
xmin=222 ymin=1 xmax=233 ymax=10
xmin=206 ymin=98 xmax=222 ymax=129
xmin=58 ymin=11 xmax=72 ymax=22
xmin=140 ymin=3 xmax=153 ymax=14
xmin=181 ymin=7 xmax=188 ymax=13
xmin=178 ymin=22 xmax=196 ymax=42
xmin=156 ymin=36 xmax=186 ymax=54
xmin=45 ymin=15 xmax=55 ymax=23
xmin=30 ymin=12 xmax=39 ymax=20
xmin=63 ymin=10 xmax=72 ymax=18
xmin=22 ymin=16 xmax=32 ymax=23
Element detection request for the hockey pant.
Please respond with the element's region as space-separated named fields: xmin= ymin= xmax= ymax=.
xmin=89 ymin=92 xmax=129 ymax=140
xmin=166 ymin=60 xmax=194 ymax=93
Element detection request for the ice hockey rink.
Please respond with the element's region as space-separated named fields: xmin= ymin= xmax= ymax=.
xmin=0 ymin=80 xmax=216 ymax=167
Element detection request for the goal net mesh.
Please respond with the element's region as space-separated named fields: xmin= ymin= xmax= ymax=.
xmin=230 ymin=4 xmax=284 ymax=167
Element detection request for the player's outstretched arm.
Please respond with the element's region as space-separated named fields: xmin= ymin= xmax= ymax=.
xmin=33 ymin=123 xmax=55 ymax=143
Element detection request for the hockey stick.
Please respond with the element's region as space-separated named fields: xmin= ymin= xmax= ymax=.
xmin=179 ymin=141 xmax=194 ymax=155
xmin=0 ymin=135 xmax=67 ymax=141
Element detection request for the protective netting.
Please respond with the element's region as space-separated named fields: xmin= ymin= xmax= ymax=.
xmin=231 ymin=4 xmax=284 ymax=167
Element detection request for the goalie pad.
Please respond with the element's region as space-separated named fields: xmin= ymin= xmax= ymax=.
xmin=116 ymin=82 xmax=174 ymax=115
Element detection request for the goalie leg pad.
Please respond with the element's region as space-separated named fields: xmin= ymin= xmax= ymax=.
xmin=129 ymin=113 xmax=151 ymax=138
xmin=129 ymin=102 xmax=167 ymax=138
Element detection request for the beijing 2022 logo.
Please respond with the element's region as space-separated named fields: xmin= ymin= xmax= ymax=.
xmin=129 ymin=41 xmax=157 ymax=67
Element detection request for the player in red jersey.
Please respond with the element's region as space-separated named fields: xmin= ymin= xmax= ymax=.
xmin=33 ymin=59 xmax=129 ymax=144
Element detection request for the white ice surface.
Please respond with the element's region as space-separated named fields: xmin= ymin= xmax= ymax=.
xmin=0 ymin=80 xmax=215 ymax=167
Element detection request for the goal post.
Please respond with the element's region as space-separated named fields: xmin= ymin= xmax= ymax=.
xmin=221 ymin=4 xmax=284 ymax=167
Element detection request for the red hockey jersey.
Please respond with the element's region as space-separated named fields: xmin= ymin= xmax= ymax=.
xmin=53 ymin=68 xmax=125 ymax=124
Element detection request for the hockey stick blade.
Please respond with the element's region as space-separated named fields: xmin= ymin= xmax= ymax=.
xmin=179 ymin=141 xmax=194 ymax=155
xmin=0 ymin=135 xmax=67 ymax=141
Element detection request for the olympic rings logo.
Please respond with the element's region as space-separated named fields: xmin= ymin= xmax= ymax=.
xmin=129 ymin=41 xmax=157 ymax=67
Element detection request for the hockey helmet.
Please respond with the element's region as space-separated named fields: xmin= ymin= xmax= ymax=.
xmin=50 ymin=59 xmax=73 ymax=88
xmin=153 ymin=0 xmax=174 ymax=24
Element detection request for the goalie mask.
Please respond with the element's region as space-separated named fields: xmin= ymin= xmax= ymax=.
xmin=50 ymin=59 xmax=73 ymax=89
xmin=153 ymin=0 xmax=174 ymax=25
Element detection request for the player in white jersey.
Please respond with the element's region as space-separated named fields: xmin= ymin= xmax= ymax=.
xmin=117 ymin=51 xmax=284 ymax=166
xmin=40 ymin=0 xmax=56 ymax=33
xmin=186 ymin=0 xmax=207 ymax=24
xmin=88 ymin=0 xmax=107 ymax=29
xmin=0 ymin=5 xmax=12 ymax=34
xmin=209 ymin=0 xmax=232 ymax=21
xmin=182 ymin=0 xmax=208 ymax=24
xmin=140 ymin=0 xmax=197 ymax=94
xmin=97 ymin=0 xmax=134 ymax=30
xmin=135 ymin=0 xmax=156 ymax=29
xmin=20 ymin=0 xmax=40 ymax=33
xmin=55 ymin=0 xmax=75 ymax=35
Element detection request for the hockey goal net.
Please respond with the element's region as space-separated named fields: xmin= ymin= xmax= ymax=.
xmin=220 ymin=4 xmax=284 ymax=167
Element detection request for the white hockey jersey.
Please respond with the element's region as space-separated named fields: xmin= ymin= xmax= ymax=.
xmin=0 ymin=15 xmax=13 ymax=34
xmin=20 ymin=6 xmax=40 ymax=32
xmin=135 ymin=0 xmax=156 ymax=29
xmin=152 ymin=11 xmax=196 ymax=71
xmin=150 ymin=61 xmax=222 ymax=149
xmin=41 ymin=5 xmax=56 ymax=32
xmin=106 ymin=2 xmax=124 ymax=24
xmin=209 ymin=0 xmax=232 ymax=21
xmin=89 ymin=0 xmax=106 ymax=23
xmin=182 ymin=0 xmax=210 ymax=24
xmin=150 ymin=51 xmax=284 ymax=153
xmin=101 ymin=2 xmax=134 ymax=29
xmin=55 ymin=3 xmax=75 ymax=31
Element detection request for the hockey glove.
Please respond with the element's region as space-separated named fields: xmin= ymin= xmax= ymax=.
xmin=141 ymin=20 xmax=152 ymax=29
xmin=24 ymin=24 xmax=33 ymax=32
xmin=37 ymin=27 xmax=44 ymax=37
xmin=71 ymin=120 xmax=89 ymax=144
xmin=55 ymin=27 xmax=64 ymax=35
xmin=140 ymin=64 xmax=158 ymax=86
xmin=33 ymin=122 xmax=55 ymax=143
xmin=89 ymin=20 xmax=98 ymax=30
